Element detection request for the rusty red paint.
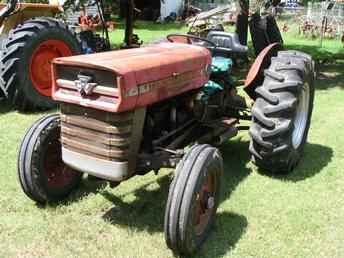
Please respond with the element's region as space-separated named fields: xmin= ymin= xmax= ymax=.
xmin=245 ymin=43 xmax=281 ymax=88
xmin=52 ymin=43 xmax=212 ymax=113
xmin=194 ymin=172 xmax=215 ymax=236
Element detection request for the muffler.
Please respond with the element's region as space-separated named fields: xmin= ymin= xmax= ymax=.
xmin=214 ymin=127 xmax=238 ymax=145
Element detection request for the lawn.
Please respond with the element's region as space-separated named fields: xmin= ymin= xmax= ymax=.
xmin=0 ymin=22 xmax=344 ymax=258
xmin=109 ymin=21 xmax=188 ymax=45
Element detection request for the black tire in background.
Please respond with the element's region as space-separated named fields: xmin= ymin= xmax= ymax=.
xmin=266 ymin=15 xmax=283 ymax=44
xmin=249 ymin=14 xmax=283 ymax=56
xmin=18 ymin=114 xmax=82 ymax=204
xmin=236 ymin=0 xmax=249 ymax=46
xmin=249 ymin=51 xmax=315 ymax=173
xmin=164 ymin=144 xmax=223 ymax=255
xmin=1 ymin=17 xmax=81 ymax=111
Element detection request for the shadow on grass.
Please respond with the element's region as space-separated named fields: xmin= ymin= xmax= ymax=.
xmin=197 ymin=212 xmax=248 ymax=258
xmin=101 ymin=174 xmax=170 ymax=232
xmin=0 ymin=100 xmax=13 ymax=114
xmin=101 ymin=137 xmax=251 ymax=257
xmin=69 ymin=179 xmax=109 ymax=201
xmin=38 ymin=179 xmax=108 ymax=208
xmin=0 ymin=99 xmax=59 ymax=115
xmin=285 ymin=44 xmax=344 ymax=63
xmin=259 ymin=143 xmax=333 ymax=182
xmin=316 ymin=64 xmax=344 ymax=90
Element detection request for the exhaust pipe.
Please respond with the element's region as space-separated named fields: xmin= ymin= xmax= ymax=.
xmin=214 ymin=127 xmax=238 ymax=146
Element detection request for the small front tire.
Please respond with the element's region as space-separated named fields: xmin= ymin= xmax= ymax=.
xmin=164 ymin=144 xmax=223 ymax=255
xmin=18 ymin=114 xmax=82 ymax=204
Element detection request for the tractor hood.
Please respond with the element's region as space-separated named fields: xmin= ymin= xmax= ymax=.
xmin=52 ymin=43 xmax=212 ymax=113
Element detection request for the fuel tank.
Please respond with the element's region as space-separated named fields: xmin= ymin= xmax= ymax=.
xmin=52 ymin=43 xmax=212 ymax=113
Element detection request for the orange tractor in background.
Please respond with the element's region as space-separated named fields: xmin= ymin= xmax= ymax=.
xmin=0 ymin=0 xmax=136 ymax=111
xmin=0 ymin=1 xmax=81 ymax=111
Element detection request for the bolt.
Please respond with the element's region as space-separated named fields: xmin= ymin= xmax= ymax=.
xmin=207 ymin=197 xmax=215 ymax=209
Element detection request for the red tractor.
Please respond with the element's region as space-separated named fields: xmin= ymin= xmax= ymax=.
xmin=17 ymin=18 xmax=315 ymax=258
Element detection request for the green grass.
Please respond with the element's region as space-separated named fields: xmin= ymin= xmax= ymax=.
xmin=109 ymin=20 xmax=344 ymax=61
xmin=280 ymin=24 xmax=344 ymax=62
xmin=109 ymin=21 xmax=188 ymax=46
xmin=0 ymin=23 xmax=344 ymax=257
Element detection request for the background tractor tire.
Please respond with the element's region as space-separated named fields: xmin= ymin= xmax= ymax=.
xmin=164 ymin=144 xmax=223 ymax=255
xmin=249 ymin=14 xmax=283 ymax=56
xmin=18 ymin=114 xmax=82 ymax=204
xmin=266 ymin=15 xmax=283 ymax=45
xmin=1 ymin=17 xmax=81 ymax=111
xmin=249 ymin=51 xmax=315 ymax=174
xmin=236 ymin=0 xmax=249 ymax=46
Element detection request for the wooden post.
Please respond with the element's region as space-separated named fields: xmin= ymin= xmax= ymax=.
xmin=124 ymin=0 xmax=134 ymax=47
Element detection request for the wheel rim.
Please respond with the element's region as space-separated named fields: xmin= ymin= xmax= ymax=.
xmin=44 ymin=130 xmax=77 ymax=189
xmin=29 ymin=40 xmax=73 ymax=97
xmin=292 ymin=82 xmax=310 ymax=149
xmin=194 ymin=172 xmax=216 ymax=236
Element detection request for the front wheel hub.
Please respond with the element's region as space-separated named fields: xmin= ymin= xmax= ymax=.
xmin=194 ymin=173 xmax=216 ymax=236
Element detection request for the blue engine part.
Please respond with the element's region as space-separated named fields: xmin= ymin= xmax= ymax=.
xmin=199 ymin=57 xmax=234 ymax=104
xmin=200 ymin=80 xmax=223 ymax=104
xmin=211 ymin=56 xmax=233 ymax=74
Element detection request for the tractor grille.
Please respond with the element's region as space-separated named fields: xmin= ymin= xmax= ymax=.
xmin=56 ymin=65 xmax=117 ymax=89
xmin=60 ymin=104 xmax=133 ymax=162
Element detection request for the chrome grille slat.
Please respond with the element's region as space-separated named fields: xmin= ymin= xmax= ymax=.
xmin=56 ymin=65 xmax=117 ymax=89
xmin=61 ymin=104 xmax=133 ymax=162
xmin=61 ymin=123 xmax=130 ymax=147
xmin=57 ymin=79 xmax=119 ymax=97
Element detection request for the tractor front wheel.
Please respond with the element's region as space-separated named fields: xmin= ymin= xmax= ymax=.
xmin=18 ymin=114 xmax=82 ymax=204
xmin=164 ymin=145 xmax=223 ymax=255
xmin=249 ymin=51 xmax=315 ymax=173
xmin=1 ymin=17 xmax=81 ymax=111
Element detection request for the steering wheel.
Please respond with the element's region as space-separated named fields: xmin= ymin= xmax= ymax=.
xmin=166 ymin=34 xmax=217 ymax=50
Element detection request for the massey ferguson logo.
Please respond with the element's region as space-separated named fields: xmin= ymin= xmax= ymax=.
xmin=75 ymin=74 xmax=97 ymax=97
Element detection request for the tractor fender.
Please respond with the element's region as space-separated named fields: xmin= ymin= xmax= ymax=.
xmin=244 ymin=43 xmax=282 ymax=99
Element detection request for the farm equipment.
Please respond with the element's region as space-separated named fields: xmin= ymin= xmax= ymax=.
xmin=0 ymin=0 xmax=136 ymax=111
xmin=18 ymin=27 xmax=315 ymax=254
xmin=187 ymin=0 xmax=284 ymax=57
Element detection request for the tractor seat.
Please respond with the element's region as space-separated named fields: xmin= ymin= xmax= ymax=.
xmin=207 ymin=31 xmax=248 ymax=58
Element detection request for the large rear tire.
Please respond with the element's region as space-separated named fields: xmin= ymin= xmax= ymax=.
xmin=18 ymin=114 xmax=82 ymax=204
xmin=1 ymin=17 xmax=81 ymax=111
xmin=249 ymin=51 xmax=315 ymax=173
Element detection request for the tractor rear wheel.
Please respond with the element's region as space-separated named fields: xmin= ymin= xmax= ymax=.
xmin=18 ymin=114 xmax=82 ymax=204
xmin=164 ymin=144 xmax=223 ymax=255
xmin=1 ymin=17 xmax=81 ymax=111
xmin=249 ymin=51 xmax=315 ymax=173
